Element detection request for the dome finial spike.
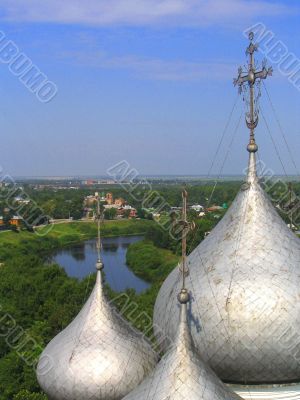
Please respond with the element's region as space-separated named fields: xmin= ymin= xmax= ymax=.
xmin=95 ymin=192 xmax=104 ymax=271
xmin=178 ymin=188 xmax=191 ymax=305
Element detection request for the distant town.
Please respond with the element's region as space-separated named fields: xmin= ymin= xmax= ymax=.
xmin=1 ymin=176 xmax=299 ymax=235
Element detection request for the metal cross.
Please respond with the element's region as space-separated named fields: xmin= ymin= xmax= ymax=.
xmin=172 ymin=190 xmax=195 ymax=286
xmin=95 ymin=193 xmax=104 ymax=270
xmin=233 ymin=32 xmax=273 ymax=153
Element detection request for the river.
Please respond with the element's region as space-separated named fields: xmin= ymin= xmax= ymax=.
xmin=50 ymin=235 xmax=150 ymax=293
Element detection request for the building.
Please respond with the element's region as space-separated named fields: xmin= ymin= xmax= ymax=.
xmin=190 ymin=204 xmax=204 ymax=212
xmin=114 ymin=197 xmax=125 ymax=207
xmin=36 ymin=33 xmax=299 ymax=400
xmin=129 ymin=208 xmax=136 ymax=218
xmin=154 ymin=33 xmax=299 ymax=399
xmin=84 ymin=195 xmax=97 ymax=207
xmin=83 ymin=193 xmax=107 ymax=218
xmin=105 ymin=192 xmax=113 ymax=205
xmin=0 ymin=215 xmax=23 ymax=227
xmin=152 ymin=212 xmax=160 ymax=220
xmin=14 ymin=196 xmax=30 ymax=205
xmin=111 ymin=205 xmax=137 ymax=219
xmin=84 ymin=193 xmax=106 ymax=207
xmin=206 ymin=205 xmax=223 ymax=212
xmin=85 ymin=193 xmax=125 ymax=207
xmin=123 ymin=193 xmax=240 ymax=400
xmin=10 ymin=216 xmax=23 ymax=227
xmin=37 ymin=190 xmax=241 ymax=400
xmin=123 ymin=205 xmax=136 ymax=216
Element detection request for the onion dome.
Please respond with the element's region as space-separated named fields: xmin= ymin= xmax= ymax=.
xmin=37 ymin=195 xmax=157 ymax=400
xmin=123 ymin=288 xmax=241 ymax=400
xmin=153 ymin=33 xmax=300 ymax=384
xmin=123 ymin=191 xmax=241 ymax=400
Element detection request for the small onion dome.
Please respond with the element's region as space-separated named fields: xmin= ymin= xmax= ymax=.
xmin=122 ymin=289 xmax=241 ymax=400
xmin=154 ymin=152 xmax=300 ymax=383
xmin=36 ymin=269 xmax=157 ymax=400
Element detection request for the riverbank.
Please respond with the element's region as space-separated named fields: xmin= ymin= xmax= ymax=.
xmin=0 ymin=219 xmax=178 ymax=399
xmin=0 ymin=220 xmax=154 ymax=262
xmin=126 ymin=240 xmax=179 ymax=284
xmin=51 ymin=236 xmax=151 ymax=293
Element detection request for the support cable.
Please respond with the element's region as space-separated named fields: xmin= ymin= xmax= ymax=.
xmin=260 ymin=107 xmax=288 ymax=177
xmin=188 ymin=110 xmax=243 ymax=259
xmin=207 ymin=110 xmax=244 ymax=208
xmin=263 ymin=81 xmax=300 ymax=177
xmin=206 ymin=93 xmax=240 ymax=179
xmin=186 ymin=95 xmax=241 ymax=253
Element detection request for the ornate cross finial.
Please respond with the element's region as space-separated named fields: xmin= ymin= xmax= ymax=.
xmin=176 ymin=189 xmax=195 ymax=305
xmin=233 ymin=31 xmax=273 ymax=153
xmin=95 ymin=192 xmax=104 ymax=271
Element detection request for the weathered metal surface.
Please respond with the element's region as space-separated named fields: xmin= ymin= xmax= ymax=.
xmin=123 ymin=294 xmax=241 ymax=400
xmin=154 ymin=153 xmax=300 ymax=383
xmin=37 ymin=270 xmax=157 ymax=400
xmin=230 ymin=383 xmax=300 ymax=400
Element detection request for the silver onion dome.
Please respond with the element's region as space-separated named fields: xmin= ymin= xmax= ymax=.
xmin=37 ymin=267 xmax=157 ymax=400
xmin=37 ymin=195 xmax=157 ymax=400
xmin=154 ymin=31 xmax=300 ymax=384
xmin=154 ymin=152 xmax=300 ymax=384
xmin=123 ymin=288 xmax=242 ymax=400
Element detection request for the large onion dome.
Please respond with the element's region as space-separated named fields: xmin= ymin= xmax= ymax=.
xmin=123 ymin=287 xmax=242 ymax=400
xmin=37 ymin=265 xmax=157 ymax=400
xmin=154 ymin=153 xmax=300 ymax=384
xmin=37 ymin=196 xmax=157 ymax=400
xmin=154 ymin=34 xmax=300 ymax=385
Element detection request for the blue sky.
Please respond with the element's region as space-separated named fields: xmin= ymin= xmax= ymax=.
xmin=0 ymin=0 xmax=299 ymax=177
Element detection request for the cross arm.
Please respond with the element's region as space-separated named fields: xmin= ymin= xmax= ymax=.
xmin=254 ymin=67 xmax=273 ymax=81
xmin=233 ymin=73 xmax=249 ymax=87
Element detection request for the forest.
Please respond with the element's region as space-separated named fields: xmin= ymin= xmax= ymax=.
xmin=0 ymin=179 xmax=299 ymax=399
xmin=0 ymin=220 xmax=155 ymax=399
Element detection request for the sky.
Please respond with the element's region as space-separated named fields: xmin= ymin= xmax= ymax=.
xmin=0 ymin=0 xmax=299 ymax=177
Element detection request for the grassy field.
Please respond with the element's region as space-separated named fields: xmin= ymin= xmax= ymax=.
xmin=0 ymin=219 xmax=154 ymax=262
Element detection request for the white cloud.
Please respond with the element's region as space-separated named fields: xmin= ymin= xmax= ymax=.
xmin=59 ymin=48 xmax=235 ymax=81
xmin=0 ymin=0 xmax=295 ymax=27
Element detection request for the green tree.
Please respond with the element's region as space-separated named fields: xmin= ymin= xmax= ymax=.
xmin=124 ymin=209 xmax=131 ymax=219
xmin=13 ymin=390 xmax=47 ymax=400
xmin=41 ymin=200 xmax=56 ymax=217
xmin=104 ymin=208 xmax=117 ymax=220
